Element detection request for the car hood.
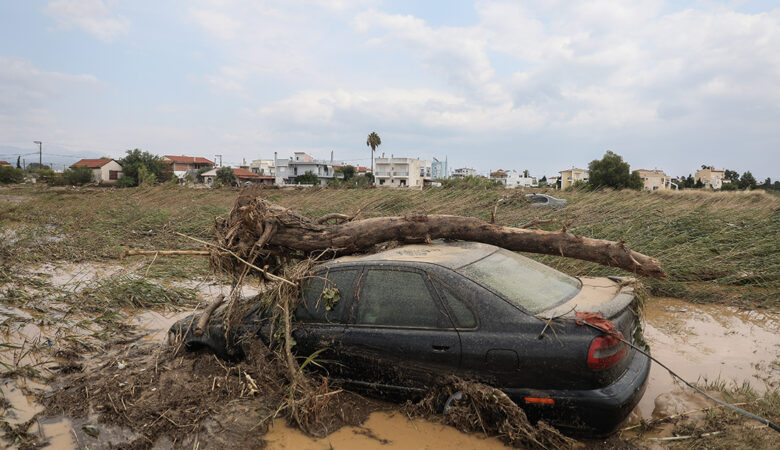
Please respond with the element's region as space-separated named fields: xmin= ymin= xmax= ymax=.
xmin=536 ymin=276 xmax=635 ymax=319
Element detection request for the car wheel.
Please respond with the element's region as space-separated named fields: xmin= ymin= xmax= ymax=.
xmin=443 ymin=390 xmax=464 ymax=414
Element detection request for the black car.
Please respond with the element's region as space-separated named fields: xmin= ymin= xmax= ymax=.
xmin=171 ymin=241 xmax=649 ymax=435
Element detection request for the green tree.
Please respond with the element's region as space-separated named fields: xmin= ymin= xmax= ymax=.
xmin=739 ymin=171 xmax=756 ymax=190
xmin=63 ymin=166 xmax=94 ymax=185
xmin=16 ymin=156 xmax=21 ymax=169
xmin=0 ymin=166 xmax=24 ymax=184
xmin=119 ymin=149 xmax=171 ymax=186
xmin=761 ymin=177 xmax=771 ymax=189
xmin=216 ymin=167 xmax=237 ymax=186
xmin=695 ymin=179 xmax=705 ymax=188
xmin=587 ymin=151 xmax=641 ymax=190
xmin=366 ymin=131 xmax=381 ymax=177
xmin=337 ymin=165 xmax=356 ymax=181
xmin=295 ymin=170 xmax=319 ymax=185
xmin=27 ymin=162 xmax=50 ymax=171
xmin=724 ymin=169 xmax=740 ymax=184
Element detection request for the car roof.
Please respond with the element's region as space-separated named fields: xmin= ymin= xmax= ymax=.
xmin=324 ymin=241 xmax=499 ymax=270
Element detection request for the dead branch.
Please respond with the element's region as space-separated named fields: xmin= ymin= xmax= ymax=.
xmin=194 ymin=294 xmax=225 ymax=337
xmin=122 ymin=249 xmax=212 ymax=258
xmin=214 ymin=198 xmax=666 ymax=279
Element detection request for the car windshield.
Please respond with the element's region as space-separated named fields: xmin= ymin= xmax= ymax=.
xmin=458 ymin=249 xmax=581 ymax=313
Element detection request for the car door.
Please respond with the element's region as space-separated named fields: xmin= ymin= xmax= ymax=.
xmin=292 ymin=267 xmax=360 ymax=377
xmin=340 ymin=266 xmax=461 ymax=391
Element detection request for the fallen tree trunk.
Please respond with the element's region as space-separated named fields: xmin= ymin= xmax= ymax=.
xmin=214 ymin=197 xmax=666 ymax=280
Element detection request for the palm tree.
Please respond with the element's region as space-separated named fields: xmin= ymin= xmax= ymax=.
xmin=366 ymin=131 xmax=381 ymax=177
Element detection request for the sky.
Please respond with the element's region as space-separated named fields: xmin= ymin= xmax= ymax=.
xmin=0 ymin=0 xmax=779 ymax=179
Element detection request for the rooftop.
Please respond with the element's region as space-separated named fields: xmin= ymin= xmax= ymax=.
xmin=164 ymin=155 xmax=215 ymax=165
xmin=70 ymin=158 xmax=116 ymax=169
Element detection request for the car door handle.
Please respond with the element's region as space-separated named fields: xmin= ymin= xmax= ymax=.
xmin=432 ymin=345 xmax=450 ymax=351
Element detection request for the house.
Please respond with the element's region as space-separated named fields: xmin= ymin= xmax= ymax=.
xmin=163 ymin=155 xmax=215 ymax=179
xmin=451 ymin=168 xmax=477 ymax=179
xmin=490 ymin=170 xmax=538 ymax=188
xmin=635 ymin=169 xmax=673 ymax=191
xmin=249 ymin=159 xmax=275 ymax=176
xmin=545 ymin=176 xmax=559 ymax=187
xmin=70 ymin=158 xmax=123 ymax=184
xmin=373 ymin=155 xmax=431 ymax=188
xmin=695 ymin=166 xmax=725 ymax=189
xmin=201 ymin=167 xmax=273 ymax=186
xmin=0 ymin=161 xmax=11 ymax=167
xmin=559 ymin=168 xmax=589 ymax=189
xmin=274 ymin=152 xmax=345 ymax=186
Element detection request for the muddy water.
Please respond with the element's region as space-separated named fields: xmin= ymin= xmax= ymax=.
xmin=637 ymin=297 xmax=779 ymax=420
xmin=264 ymin=411 xmax=507 ymax=449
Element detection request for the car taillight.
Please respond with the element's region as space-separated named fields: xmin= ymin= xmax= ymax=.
xmin=587 ymin=332 xmax=627 ymax=370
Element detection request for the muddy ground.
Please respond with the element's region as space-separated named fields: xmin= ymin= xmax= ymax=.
xmin=1 ymin=259 xmax=777 ymax=449
xmin=1 ymin=186 xmax=779 ymax=448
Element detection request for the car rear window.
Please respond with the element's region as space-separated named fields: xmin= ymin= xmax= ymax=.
xmin=458 ymin=249 xmax=581 ymax=313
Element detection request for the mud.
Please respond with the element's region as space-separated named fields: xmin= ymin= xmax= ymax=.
xmin=637 ymin=297 xmax=779 ymax=421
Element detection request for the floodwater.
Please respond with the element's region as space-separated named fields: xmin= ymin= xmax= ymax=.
xmin=636 ymin=297 xmax=779 ymax=420
xmin=1 ymin=296 xmax=778 ymax=448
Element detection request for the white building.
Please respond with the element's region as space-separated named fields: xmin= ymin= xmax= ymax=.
xmin=489 ymin=170 xmax=538 ymax=188
xmin=274 ymin=152 xmax=345 ymax=186
xmin=451 ymin=167 xmax=477 ymax=178
xmin=69 ymin=158 xmax=123 ymax=185
xmin=374 ymin=155 xmax=432 ymax=188
xmin=249 ymin=159 xmax=275 ymax=176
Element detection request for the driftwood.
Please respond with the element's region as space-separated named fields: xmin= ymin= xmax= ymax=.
xmin=213 ymin=196 xmax=666 ymax=279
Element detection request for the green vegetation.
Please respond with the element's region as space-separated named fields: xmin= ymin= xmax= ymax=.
xmin=216 ymin=166 xmax=236 ymax=186
xmin=588 ymin=150 xmax=642 ymax=190
xmin=119 ymin=149 xmax=173 ymax=187
xmin=0 ymin=166 xmax=24 ymax=184
xmin=295 ymin=170 xmax=319 ymax=185
xmin=437 ymin=175 xmax=502 ymax=189
xmin=1 ymin=185 xmax=777 ymax=308
xmin=366 ymin=131 xmax=381 ymax=175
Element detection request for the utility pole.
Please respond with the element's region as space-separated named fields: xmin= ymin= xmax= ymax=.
xmin=33 ymin=141 xmax=42 ymax=165
xmin=214 ymin=154 xmax=222 ymax=167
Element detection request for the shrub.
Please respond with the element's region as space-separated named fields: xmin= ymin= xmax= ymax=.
xmin=0 ymin=166 xmax=24 ymax=184
xmin=63 ymin=166 xmax=94 ymax=185
xmin=438 ymin=175 xmax=502 ymax=189
xmin=216 ymin=167 xmax=237 ymax=186
xmin=294 ymin=170 xmax=319 ymax=185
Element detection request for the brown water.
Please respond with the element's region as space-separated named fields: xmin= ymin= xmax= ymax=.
xmin=637 ymin=297 xmax=779 ymax=420
xmin=2 ymin=296 xmax=777 ymax=448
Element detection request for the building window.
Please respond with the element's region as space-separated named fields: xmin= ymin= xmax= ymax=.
xmin=294 ymin=167 xmax=298 ymax=175
xmin=109 ymin=170 xmax=119 ymax=180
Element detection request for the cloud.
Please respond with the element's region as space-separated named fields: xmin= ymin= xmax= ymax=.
xmin=45 ymin=0 xmax=130 ymax=42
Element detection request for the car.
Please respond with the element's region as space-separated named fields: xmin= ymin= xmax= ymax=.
xmin=171 ymin=241 xmax=649 ymax=436
xmin=525 ymin=193 xmax=567 ymax=207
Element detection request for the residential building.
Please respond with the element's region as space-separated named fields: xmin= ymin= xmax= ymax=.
xmin=163 ymin=155 xmax=215 ymax=179
xmin=451 ymin=167 xmax=477 ymax=178
xmin=559 ymin=168 xmax=589 ymax=189
xmin=70 ymin=158 xmax=123 ymax=185
xmin=491 ymin=170 xmax=538 ymax=188
xmin=545 ymin=176 xmax=559 ymax=187
xmin=373 ymin=156 xmax=432 ymax=188
xmin=695 ymin=166 xmax=726 ymax=189
xmin=431 ymin=157 xmax=448 ymax=179
xmin=249 ymin=159 xmax=275 ymax=176
xmin=0 ymin=161 xmax=10 ymax=167
xmin=274 ymin=152 xmax=345 ymax=186
xmin=635 ymin=169 xmax=672 ymax=191
xmin=201 ymin=167 xmax=272 ymax=186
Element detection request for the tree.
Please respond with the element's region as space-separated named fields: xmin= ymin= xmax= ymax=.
xmin=724 ymin=169 xmax=740 ymax=184
xmin=16 ymin=156 xmax=20 ymax=169
xmin=63 ymin=166 xmax=94 ymax=185
xmin=739 ymin=171 xmax=756 ymax=190
xmin=587 ymin=151 xmax=641 ymax=190
xmin=366 ymin=132 xmax=381 ymax=177
xmin=685 ymin=175 xmax=695 ymax=188
xmin=119 ymin=149 xmax=172 ymax=187
xmin=295 ymin=170 xmax=319 ymax=185
xmin=0 ymin=166 xmax=24 ymax=184
xmin=761 ymin=177 xmax=771 ymax=189
xmin=216 ymin=167 xmax=237 ymax=186
xmin=337 ymin=165 xmax=356 ymax=181
xmin=695 ymin=179 xmax=704 ymax=188
xmin=522 ymin=169 xmax=530 ymax=177
xmin=27 ymin=162 xmax=50 ymax=171
xmin=540 ymin=175 xmax=547 ymax=183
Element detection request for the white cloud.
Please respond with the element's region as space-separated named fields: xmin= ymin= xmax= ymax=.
xmin=45 ymin=0 xmax=130 ymax=42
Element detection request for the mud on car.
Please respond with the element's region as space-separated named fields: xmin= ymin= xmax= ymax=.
xmin=171 ymin=241 xmax=649 ymax=436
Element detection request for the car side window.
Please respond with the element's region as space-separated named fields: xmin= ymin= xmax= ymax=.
xmin=356 ymin=269 xmax=440 ymax=328
xmin=295 ymin=269 xmax=358 ymax=324
xmin=433 ymin=281 xmax=477 ymax=329
xmin=532 ymin=196 xmax=547 ymax=203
